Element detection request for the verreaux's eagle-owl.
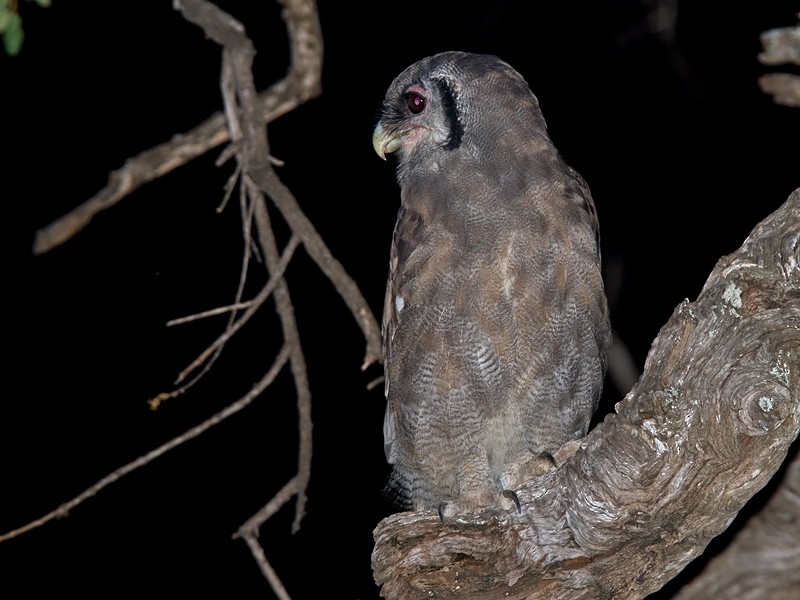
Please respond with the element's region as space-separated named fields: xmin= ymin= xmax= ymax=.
xmin=373 ymin=51 xmax=610 ymax=513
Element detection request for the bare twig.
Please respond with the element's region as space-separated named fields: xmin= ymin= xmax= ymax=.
xmin=241 ymin=532 xmax=292 ymax=600
xmin=173 ymin=234 xmax=300 ymax=386
xmin=19 ymin=2 xmax=368 ymax=597
xmin=29 ymin=88 xmax=300 ymax=256
xmin=236 ymin=474 xmax=306 ymax=538
xmin=31 ymin=2 xmax=319 ymax=258
xmin=161 ymin=159 xmax=253 ymax=398
xmin=13 ymin=3 xmax=344 ymax=598
xmin=250 ymin=186 xmax=313 ymax=536
xmin=166 ymin=300 xmax=255 ymax=326
xmin=608 ymin=331 xmax=641 ymax=397
xmin=31 ymin=0 xmax=381 ymax=372
xmin=149 ymin=233 xmax=299 ymax=411
xmin=0 ymin=343 xmax=291 ymax=544
xmin=252 ymin=143 xmax=385 ymax=369
xmin=173 ymin=2 xmax=317 ymax=596
xmin=615 ymin=1 xmax=700 ymax=93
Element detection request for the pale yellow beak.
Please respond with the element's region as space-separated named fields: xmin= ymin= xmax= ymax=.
xmin=372 ymin=123 xmax=403 ymax=160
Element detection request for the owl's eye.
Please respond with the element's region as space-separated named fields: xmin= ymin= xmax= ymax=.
xmin=405 ymin=92 xmax=426 ymax=114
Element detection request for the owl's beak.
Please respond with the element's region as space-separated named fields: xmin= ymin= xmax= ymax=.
xmin=372 ymin=123 xmax=403 ymax=160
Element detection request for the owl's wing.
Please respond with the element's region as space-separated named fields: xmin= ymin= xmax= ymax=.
xmin=569 ymin=165 xmax=602 ymax=260
xmin=382 ymin=202 xmax=420 ymax=462
xmin=382 ymin=203 xmax=423 ymax=380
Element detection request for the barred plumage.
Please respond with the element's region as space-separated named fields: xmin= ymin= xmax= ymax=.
xmin=373 ymin=52 xmax=610 ymax=513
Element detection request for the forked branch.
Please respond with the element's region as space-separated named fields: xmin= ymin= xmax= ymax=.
xmin=31 ymin=0 xmax=381 ymax=369
xmin=10 ymin=3 xmax=380 ymax=599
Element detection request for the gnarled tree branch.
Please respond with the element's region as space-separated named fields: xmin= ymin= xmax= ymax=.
xmin=671 ymin=446 xmax=800 ymax=600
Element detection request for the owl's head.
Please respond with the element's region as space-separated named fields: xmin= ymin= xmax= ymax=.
xmin=373 ymin=52 xmax=549 ymax=181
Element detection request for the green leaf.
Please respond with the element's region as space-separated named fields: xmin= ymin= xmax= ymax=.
xmin=0 ymin=10 xmax=11 ymax=34
xmin=0 ymin=1 xmax=9 ymax=12
xmin=33 ymin=0 xmax=52 ymax=7
xmin=3 ymin=13 xmax=24 ymax=56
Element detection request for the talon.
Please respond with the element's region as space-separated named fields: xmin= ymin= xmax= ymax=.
xmin=438 ymin=502 xmax=447 ymax=523
xmin=502 ymin=489 xmax=522 ymax=513
xmin=537 ymin=451 xmax=557 ymax=467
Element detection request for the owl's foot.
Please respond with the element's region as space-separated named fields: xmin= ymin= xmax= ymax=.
xmin=500 ymin=450 xmax=557 ymax=493
xmin=437 ymin=500 xmax=477 ymax=521
xmin=437 ymin=500 xmax=479 ymax=521
xmin=534 ymin=451 xmax=557 ymax=470
xmin=437 ymin=502 xmax=448 ymax=523
xmin=552 ymin=438 xmax=586 ymax=465
xmin=436 ymin=487 xmax=521 ymax=521
xmin=501 ymin=489 xmax=521 ymax=513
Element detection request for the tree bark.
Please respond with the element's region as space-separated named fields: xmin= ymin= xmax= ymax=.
xmin=671 ymin=447 xmax=800 ymax=600
xmin=372 ymin=188 xmax=800 ymax=599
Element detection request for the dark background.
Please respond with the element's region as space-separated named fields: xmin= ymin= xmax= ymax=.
xmin=4 ymin=1 xmax=799 ymax=598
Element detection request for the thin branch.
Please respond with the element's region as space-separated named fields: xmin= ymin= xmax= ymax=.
xmin=213 ymin=0 xmax=383 ymax=370
xmin=216 ymin=154 xmax=243 ymax=212
xmin=148 ymin=233 xmax=299 ymax=411
xmin=250 ymin=185 xmax=313 ymax=535
xmin=169 ymin=182 xmax=261 ymax=390
xmin=166 ymin=300 xmax=256 ymax=327
xmin=241 ymin=532 xmax=292 ymax=600
xmin=31 ymin=1 xmax=320 ymax=258
xmin=173 ymin=233 xmax=300 ymax=385
xmin=254 ymin=149 xmax=384 ymax=369
xmin=30 ymin=88 xmax=302 ymax=257
xmin=236 ymin=474 xmax=304 ymax=538
xmin=366 ymin=375 xmax=384 ymax=392
xmin=32 ymin=0 xmax=382 ymax=372
xmin=0 ymin=343 xmax=291 ymax=543
xmin=608 ymin=331 xmax=641 ymax=397
xmin=173 ymin=6 xmax=315 ymax=599
xmin=615 ymin=0 xmax=700 ymax=95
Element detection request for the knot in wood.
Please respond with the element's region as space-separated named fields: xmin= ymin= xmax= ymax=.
xmin=732 ymin=368 xmax=791 ymax=436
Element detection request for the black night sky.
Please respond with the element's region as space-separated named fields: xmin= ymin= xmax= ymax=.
xmin=4 ymin=2 xmax=799 ymax=598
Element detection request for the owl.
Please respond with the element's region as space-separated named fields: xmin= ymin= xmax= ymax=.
xmin=373 ymin=52 xmax=610 ymax=514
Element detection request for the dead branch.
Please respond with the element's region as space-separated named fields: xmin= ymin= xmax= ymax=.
xmin=0 ymin=342 xmax=291 ymax=544
xmin=758 ymin=18 xmax=800 ymax=66
xmin=148 ymin=234 xmax=300 ymax=410
xmin=173 ymin=234 xmax=300 ymax=386
xmin=30 ymin=1 xmax=318 ymax=258
xmin=242 ymin=532 xmax=293 ymax=600
xmin=172 ymin=2 xmax=316 ymax=596
xmin=250 ymin=188 xmax=313 ymax=535
xmin=31 ymin=0 xmax=382 ymax=370
xmin=372 ymin=188 xmax=800 ymax=599
xmin=758 ymin=16 xmax=800 ymax=107
xmin=758 ymin=74 xmax=800 ymax=108
xmin=10 ymin=4 xmax=378 ymax=599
